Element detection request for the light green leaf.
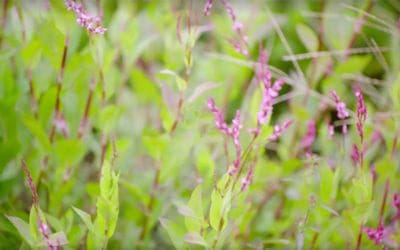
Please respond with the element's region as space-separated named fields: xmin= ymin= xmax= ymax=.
xmin=184 ymin=232 xmax=208 ymax=247
xmin=72 ymin=207 xmax=94 ymax=232
xmin=160 ymin=218 xmax=185 ymax=249
xmin=185 ymin=185 xmax=204 ymax=232
xmin=6 ymin=216 xmax=34 ymax=246
xmin=296 ymin=23 xmax=319 ymax=52
xmin=160 ymin=69 xmax=187 ymax=91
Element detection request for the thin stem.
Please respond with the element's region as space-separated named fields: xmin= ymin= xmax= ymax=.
xmin=138 ymin=163 xmax=161 ymax=242
xmin=0 ymin=0 xmax=9 ymax=47
xmin=355 ymin=224 xmax=363 ymax=250
xmin=78 ymin=78 xmax=97 ymax=138
xmin=49 ymin=35 xmax=70 ymax=143
xmin=379 ymin=179 xmax=390 ymax=225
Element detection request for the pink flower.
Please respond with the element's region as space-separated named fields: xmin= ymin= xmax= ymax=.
xmin=207 ymin=98 xmax=243 ymax=176
xmin=351 ymin=144 xmax=360 ymax=166
xmin=365 ymin=223 xmax=386 ymax=245
xmin=241 ymin=163 xmax=254 ymax=191
xmin=65 ymin=0 xmax=107 ymax=34
xmin=207 ymin=97 xmax=229 ymax=135
xmin=355 ymin=86 xmax=367 ymax=142
xmin=302 ymin=120 xmax=316 ymax=153
xmin=329 ymin=90 xmax=349 ymax=134
xmin=228 ymin=111 xmax=243 ymax=175
xmin=203 ymin=0 xmax=213 ymax=16
xmin=257 ymin=75 xmax=285 ymax=125
xmin=53 ymin=113 xmax=70 ymax=138
xmin=328 ymin=124 xmax=334 ymax=139
xmin=269 ymin=120 xmax=293 ymax=141
xmin=392 ymin=193 xmax=400 ymax=220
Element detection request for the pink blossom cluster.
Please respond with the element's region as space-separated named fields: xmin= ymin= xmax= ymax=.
xmin=207 ymin=98 xmax=242 ymax=175
xmin=65 ymin=0 xmax=107 ymax=34
xmin=302 ymin=120 xmax=316 ymax=153
xmin=328 ymin=124 xmax=334 ymax=139
xmin=269 ymin=120 xmax=293 ymax=141
xmin=365 ymin=223 xmax=385 ymax=245
xmin=351 ymin=144 xmax=360 ymax=166
xmin=393 ymin=193 xmax=400 ymax=220
xmin=241 ymin=163 xmax=254 ymax=191
xmin=355 ymin=87 xmax=367 ymax=142
xmin=203 ymin=0 xmax=248 ymax=55
xmin=203 ymin=0 xmax=213 ymax=16
xmin=329 ymin=90 xmax=350 ymax=133
xmin=256 ymin=49 xmax=285 ymax=126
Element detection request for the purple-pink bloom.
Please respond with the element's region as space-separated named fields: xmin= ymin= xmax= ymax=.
xmin=392 ymin=193 xmax=400 ymax=220
xmin=207 ymin=98 xmax=243 ymax=176
xmin=330 ymin=90 xmax=349 ymax=119
xmin=241 ymin=163 xmax=254 ymax=191
xmin=207 ymin=97 xmax=230 ymax=135
xmin=269 ymin=120 xmax=293 ymax=141
xmin=228 ymin=111 xmax=242 ymax=175
xmin=328 ymin=124 xmax=334 ymax=139
xmin=302 ymin=120 xmax=316 ymax=153
xmin=65 ymin=0 xmax=107 ymax=34
xmin=365 ymin=223 xmax=386 ymax=245
xmin=257 ymin=77 xmax=285 ymax=125
xmin=53 ymin=113 xmax=70 ymax=138
xmin=203 ymin=0 xmax=213 ymax=16
xmin=355 ymin=87 xmax=367 ymax=142
xmin=351 ymin=144 xmax=360 ymax=166
xmin=329 ymin=90 xmax=349 ymax=134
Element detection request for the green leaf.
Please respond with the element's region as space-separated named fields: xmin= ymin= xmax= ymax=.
xmin=296 ymin=23 xmax=319 ymax=52
xmin=21 ymin=114 xmax=51 ymax=152
xmin=184 ymin=232 xmax=208 ymax=247
xmin=160 ymin=218 xmax=185 ymax=249
xmin=53 ymin=139 xmax=86 ymax=166
xmin=98 ymin=105 xmax=122 ymax=133
xmin=72 ymin=207 xmax=94 ymax=232
xmin=335 ymin=56 xmax=371 ymax=74
xmin=159 ymin=69 xmax=187 ymax=91
xmin=6 ymin=216 xmax=34 ymax=246
xmin=185 ymin=185 xmax=205 ymax=232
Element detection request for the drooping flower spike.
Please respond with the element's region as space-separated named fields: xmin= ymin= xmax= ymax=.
xmin=329 ymin=90 xmax=349 ymax=134
xmin=65 ymin=0 xmax=107 ymax=34
xmin=207 ymin=98 xmax=242 ymax=176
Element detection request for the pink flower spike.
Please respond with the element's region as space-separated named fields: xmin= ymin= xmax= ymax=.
xmin=355 ymin=86 xmax=367 ymax=142
xmin=392 ymin=193 xmax=400 ymax=220
xmin=328 ymin=124 xmax=334 ymax=139
xmin=351 ymin=144 xmax=360 ymax=166
xmin=329 ymin=90 xmax=349 ymax=120
xmin=241 ymin=163 xmax=254 ymax=191
xmin=228 ymin=111 xmax=242 ymax=176
xmin=364 ymin=223 xmax=386 ymax=245
xmin=65 ymin=0 xmax=107 ymax=34
xmin=207 ymin=97 xmax=229 ymax=135
xmin=203 ymin=0 xmax=213 ymax=16
xmin=269 ymin=120 xmax=293 ymax=141
xmin=302 ymin=120 xmax=316 ymax=153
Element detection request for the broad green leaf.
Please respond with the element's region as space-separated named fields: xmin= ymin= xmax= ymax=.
xmin=296 ymin=23 xmax=319 ymax=52
xmin=53 ymin=139 xmax=86 ymax=166
xmin=160 ymin=218 xmax=185 ymax=249
xmin=98 ymin=105 xmax=122 ymax=133
xmin=159 ymin=69 xmax=187 ymax=91
xmin=72 ymin=207 xmax=94 ymax=232
xmin=21 ymin=114 xmax=51 ymax=152
xmin=335 ymin=56 xmax=371 ymax=74
xmin=6 ymin=216 xmax=34 ymax=246
xmin=183 ymin=232 xmax=208 ymax=247
xmin=185 ymin=185 xmax=204 ymax=232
